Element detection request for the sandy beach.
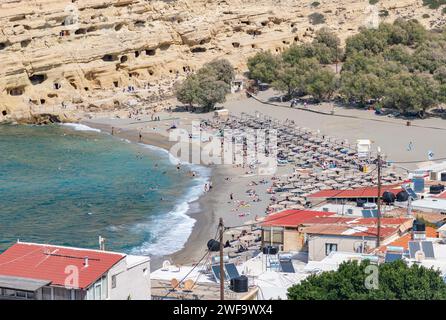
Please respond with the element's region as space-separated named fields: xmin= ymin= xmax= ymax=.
xmin=81 ymin=89 xmax=446 ymax=268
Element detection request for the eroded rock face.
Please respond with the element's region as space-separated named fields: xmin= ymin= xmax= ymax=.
xmin=0 ymin=0 xmax=443 ymax=122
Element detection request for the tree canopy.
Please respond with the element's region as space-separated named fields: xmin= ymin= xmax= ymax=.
xmin=247 ymin=19 xmax=446 ymax=114
xmin=287 ymin=260 xmax=446 ymax=300
xmin=175 ymin=59 xmax=233 ymax=111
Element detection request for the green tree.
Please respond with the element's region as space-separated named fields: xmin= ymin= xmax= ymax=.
xmin=340 ymin=71 xmax=384 ymax=105
xmin=313 ymin=28 xmax=344 ymax=63
xmin=287 ymin=260 xmax=446 ymax=300
xmin=196 ymin=74 xmax=228 ymax=111
xmin=176 ymin=60 xmax=233 ymax=111
xmin=175 ymin=74 xmax=201 ymax=107
xmin=306 ymin=67 xmax=337 ymax=101
xmin=383 ymin=45 xmax=413 ymax=67
xmin=383 ymin=73 xmax=440 ymax=114
xmin=272 ymin=63 xmax=305 ymax=98
xmin=247 ymin=51 xmax=279 ymax=83
xmin=204 ymin=59 xmax=235 ymax=87
xmin=391 ymin=19 xmax=427 ymax=46
xmin=282 ymin=44 xmax=308 ymax=66
xmin=345 ymin=27 xmax=389 ymax=56
xmin=272 ymin=58 xmax=320 ymax=98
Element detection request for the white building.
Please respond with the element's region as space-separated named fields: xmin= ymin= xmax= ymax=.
xmin=0 ymin=242 xmax=150 ymax=300
xmin=409 ymin=198 xmax=446 ymax=214
xmin=411 ymin=162 xmax=446 ymax=182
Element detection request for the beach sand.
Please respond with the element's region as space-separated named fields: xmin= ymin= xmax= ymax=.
xmin=81 ymin=89 xmax=446 ymax=267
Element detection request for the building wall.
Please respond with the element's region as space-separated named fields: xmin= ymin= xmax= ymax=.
xmin=107 ymin=257 xmax=151 ymax=300
xmin=308 ymin=235 xmax=377 ymax=261
xmin=283 ymin=228 xmax=304 ymax=252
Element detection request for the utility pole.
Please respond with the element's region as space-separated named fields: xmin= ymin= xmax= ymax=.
xmin=219 ymin=218 xmax=225 ymax=301
xmin=377 ymin=147 xmax=382 ymax=247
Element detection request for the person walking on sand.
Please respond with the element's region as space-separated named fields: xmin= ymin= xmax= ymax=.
xmin=139 ymin=131 xmax=142 ymax=142
xmin=230 ymin=193 xmax=233 ymax=200
xmin=111 ymin=127 xmax=114 ymax=135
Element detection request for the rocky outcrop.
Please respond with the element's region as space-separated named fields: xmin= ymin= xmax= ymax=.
xmin=0 ymin=0 xmax=444 ymax=123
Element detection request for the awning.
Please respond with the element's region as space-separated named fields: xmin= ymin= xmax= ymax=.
xmin=0 ymin=275 xmax=51 ymax=292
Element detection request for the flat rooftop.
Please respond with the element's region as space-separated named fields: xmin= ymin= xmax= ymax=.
xmin=151 ymin=279 xmax=258 ymax=300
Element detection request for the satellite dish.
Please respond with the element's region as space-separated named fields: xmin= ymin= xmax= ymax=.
xmin=415 ymin=250 xmax=425 ymax=262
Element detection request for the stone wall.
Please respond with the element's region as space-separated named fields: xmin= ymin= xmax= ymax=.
xmin=0 ymin=0 xmax=443 ymax=122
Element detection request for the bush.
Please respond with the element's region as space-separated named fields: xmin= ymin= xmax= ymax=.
xmin=311 ymin=1 xmax=320 ymax=7
xmin=308 ymin=12 xmax=326 ymax=25
xmin=423 ymin=0 xmax=446 ymax=9
xmin=369 ymin=0 xmax=379 ymax=4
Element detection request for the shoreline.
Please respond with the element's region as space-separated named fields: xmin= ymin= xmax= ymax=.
xmin=81 ymin=119 xmax=220 ymax=269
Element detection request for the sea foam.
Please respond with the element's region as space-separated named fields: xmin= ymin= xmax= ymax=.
xmin=61 ymin=123 xmax=102 ymax=132
xmin=130 ymin=143 xmax=211 ymax=256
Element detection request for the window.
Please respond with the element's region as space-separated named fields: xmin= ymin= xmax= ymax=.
xmin=111 ymin=275 xmax=117 ymax=289
xmin=53 ymin=287 xmax=71 ymax=300
xmin=42 ymin=287 xmax=52 ymax=300
xmin=94 ymin=283 xmax=101 ymax=300
xmin=15 ymin=290 xmax=26 ymax=298
xmin=263 ymin=227 xmax=284 ymax=245
xmin=0 ymin=288 xmax=34 ymax=299
xmin=101 ymin=276 xmax=108 ymax=299
xmin=325 ymin=243 xmax=338 ymax=256
xmin=4 ymin=289 xmax=16 ymax=297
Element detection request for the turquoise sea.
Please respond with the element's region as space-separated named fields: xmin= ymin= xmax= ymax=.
xmin=0 ymin=123 xmax=210 ymax=256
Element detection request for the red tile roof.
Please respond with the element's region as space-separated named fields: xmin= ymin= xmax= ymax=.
xmin=261 ymin=210 xmax=335 ymax=227
xmin=377 ymin=227 xmax=438 ymax=252
xmin=0 ymin=242 xmax=125 ymax=289
xmin=307 ymin=184 xmax=403 ymax=199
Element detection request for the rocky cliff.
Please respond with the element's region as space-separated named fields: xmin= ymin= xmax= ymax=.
xmin=0 ymin=0 xmax=444 ymax=122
